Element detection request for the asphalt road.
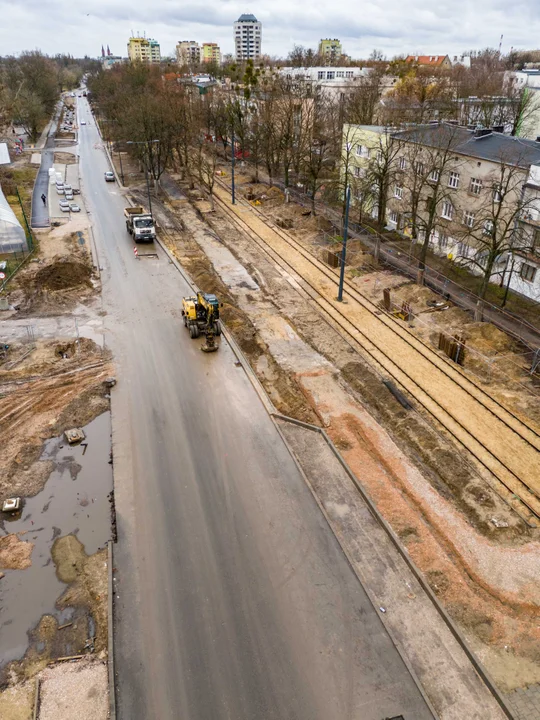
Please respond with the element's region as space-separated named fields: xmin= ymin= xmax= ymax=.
xmin=77 ymin=97 xmax=434 ymax=720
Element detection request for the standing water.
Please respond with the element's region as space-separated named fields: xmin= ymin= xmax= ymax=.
xmin=0 ymin=412 xmax=112 ymax=666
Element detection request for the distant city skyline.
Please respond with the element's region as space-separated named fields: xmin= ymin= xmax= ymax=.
xmin=0 ymin=0 xmax=537 ymax=59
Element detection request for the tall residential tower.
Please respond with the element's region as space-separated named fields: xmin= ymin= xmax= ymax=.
xmin=233 ymin=14 xmax=262 ymax=62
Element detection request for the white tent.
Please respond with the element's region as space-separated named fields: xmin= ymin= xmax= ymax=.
xmin=0 ymin=185 xmax=28 ymax=254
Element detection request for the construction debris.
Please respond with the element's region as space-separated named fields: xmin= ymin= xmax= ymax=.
xmin=2 ymin=497 xmax=21 ymax=513
xmin=64 ymin=428 xmax=86 ymax=445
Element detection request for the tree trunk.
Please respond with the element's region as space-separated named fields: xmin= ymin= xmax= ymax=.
xmin=478 ymin=259 xmax=494 ymax=300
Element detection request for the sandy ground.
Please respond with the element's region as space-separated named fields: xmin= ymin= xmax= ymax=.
xmin=39 ymin=659 xmax=108 ymax=720
xmin=153 ymin=176 xmax=540 ymax=694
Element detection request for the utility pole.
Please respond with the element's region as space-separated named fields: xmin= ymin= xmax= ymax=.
xmin=231 ymin=127 xmax=236 ymax=205
xmin=337 ymin=186 xmax=351 ymax=302
xmin=117 ymin=144 xmax=125 ymax=185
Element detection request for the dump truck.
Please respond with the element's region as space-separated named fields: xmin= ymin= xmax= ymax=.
xmin=124 ymin=206 xmax=156 ymax=242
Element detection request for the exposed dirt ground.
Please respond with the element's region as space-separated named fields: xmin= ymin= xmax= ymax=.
xmin=53 ymin=152 xmax=77 ymax=165
xmin=0 ymin=201 xmax=112 ymax=703
xmin=5 ymin=227 xmax=97 ymax=317
xmin=235 ymin=176 xmax=540 ymax=424
xmin=152 ymin=173 xmax=540 ymax=693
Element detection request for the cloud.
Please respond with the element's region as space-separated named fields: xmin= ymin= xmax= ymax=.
xmin=1 ymin=0 xmax=539 ymax=59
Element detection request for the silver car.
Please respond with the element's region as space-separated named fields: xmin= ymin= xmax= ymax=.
xmin=69 ymin=203 xmax=81 ymax=213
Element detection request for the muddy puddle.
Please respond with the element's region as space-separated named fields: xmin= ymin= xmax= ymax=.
xmin=0 ymin=412 xmax=112 ymax=666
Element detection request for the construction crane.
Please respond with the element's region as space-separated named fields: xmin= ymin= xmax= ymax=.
xmin=181 ymin=291 xmax=222 ymax=352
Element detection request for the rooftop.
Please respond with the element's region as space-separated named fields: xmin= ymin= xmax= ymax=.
xmin=237 ymin=13 xmax=258 ymax=21
xmin=405 ymin=55 xmax=449 ymax=67
xmin=393 ymin=123 xmax=540 ymax=167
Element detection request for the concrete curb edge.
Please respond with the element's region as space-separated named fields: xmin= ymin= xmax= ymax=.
xmin=271 ymin=413 xmax=514 ymax=720
xmin=108 ymin=539 xmax=117 ymax=720
xmin=269 ymin=411 xmax=441 ymax=718
xmin=32 ymin=677 xmax=40 ymax=720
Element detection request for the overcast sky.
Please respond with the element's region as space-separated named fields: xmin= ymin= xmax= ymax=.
xmin=2 ymin=0 xmax=539 ymax=60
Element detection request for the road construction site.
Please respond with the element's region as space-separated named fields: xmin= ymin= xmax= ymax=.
xmin=143 ymin=163 xmax=540 ymax=712
xmin=0 ymin=136 xmax=112 ymax=718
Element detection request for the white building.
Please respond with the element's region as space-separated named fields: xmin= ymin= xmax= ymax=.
xmin=233 ymin=14 xmax=262 ymax=62
xmin=277 ymin=66 xmax=371 ymax=99
xmin=506 ymin=69 xmax=540 ymax=140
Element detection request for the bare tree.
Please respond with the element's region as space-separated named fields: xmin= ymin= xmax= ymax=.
xmin=344 ymin=68 xmax=384 ymax=125
xmin=190 ymin=135 xmax=218 ymax=209
xmin=365 ymin=130 xmax=403 ymax=226
xmin=455 ymin=157 xmax=535 ymax=299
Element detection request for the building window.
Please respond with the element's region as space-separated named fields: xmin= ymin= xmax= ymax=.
xmin=354 ymin=166 xmax=361 ymax=178
xmin=520 ymin=263 xmax=537 ymax=282
xmin=327 ymin=71 xmax=335 ymax=79
xmin=483 ymin=219 xmax=494 ymax=235
xmin=394 ymin=185 xmax=403 ymax=199
xmin=470 ymin=177 xmax=483 ymax=194
xmin=389 ymin=210 xmax=398 ymax=225
xmin=377 ymin=150 xmax=383 ymax=163
xmin=439 ymin=233 xmax=448 ymax=249
xmin=399 ymin=156 xmax=406 ymax=170
xmin=492 ymin=184 xmax=502 ymax=203
xmin=463 ymin=210 xmax=475 ymax=228
xmin=346 ymin=71 xmax=353 ymax=78
xmin=448 ymin=171 xmax=460 ymax=189
xmin=318 ymin=71 xmax=325 ymax=79
xmin=336 ymin=71 xmax=344 ymax=78
xmin=441 ymin=201 xmax=454 ymax=220
xmin=356 ymin=145 xmax=369 ymax=158
xmin=429 ymin=168 xmax=440 ymax=182
xmin=458 ymin=242 xmax=470 ymax=257
xmin=414 ymin=161 xmax=424 ymax=175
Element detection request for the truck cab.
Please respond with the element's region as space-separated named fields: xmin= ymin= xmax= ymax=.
xmin=124 ymin=206 xmax=156 ymax=242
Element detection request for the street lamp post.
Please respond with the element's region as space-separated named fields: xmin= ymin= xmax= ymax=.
xmin=337 ymin=185 xmax=351 ymax=302
xmin=126 ymin=139 xmax=159 ymax=217
xmin=231 ymin=127 xmax=236 ymax=205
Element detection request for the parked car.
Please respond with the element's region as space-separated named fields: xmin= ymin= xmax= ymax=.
xmin=59 ymin=201 xmax=70 ymax=212
xmin=69 ymin=203 xmax=81 ymax=213
xmin=72 ymin=188 xmax=81 ymax=195
xmin=104 ymin=171 xmax=115 ymax=182
xmin=59 ymin=200 xmax=70 ymax=208
xmin=56 ymin=186 xmax=65 ymax=195
xmin=80 ymin=121 xmax=86 ymax=125
xmin=64 ymin=184 xmax=72 ymax=192
xmin=65 ymin=192 xmax=74 ymax=201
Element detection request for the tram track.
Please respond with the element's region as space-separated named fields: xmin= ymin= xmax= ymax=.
xmin=212 ymin=180 xmax=540 ymax=526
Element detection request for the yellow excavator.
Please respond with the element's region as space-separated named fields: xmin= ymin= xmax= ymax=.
xmin=181 ymin=291 xmax=222 ymax=352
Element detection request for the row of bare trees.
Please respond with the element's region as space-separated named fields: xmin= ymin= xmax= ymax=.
xmin=342 ymin=123 xmax=539 ymax=300
xmin=0 ymin=52 xmax=95 ymax=141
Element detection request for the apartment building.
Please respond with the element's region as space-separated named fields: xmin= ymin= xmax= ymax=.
xmin=176 ymin=41 xmax=201 ymax=67
xmin=233 ymin=14 xmax=262 ymax=62
xmin=127 ymin=37 xmax=161 ymax=63
xmin=318 ymin=39 xmax=342 ymax=63
xmin=343 ymin=123 xmax=540 ymax=301
xmin=278 ymin=66 xmax=370 ymax=100
xmin=201 ymin=42 xmax=222 ymax=65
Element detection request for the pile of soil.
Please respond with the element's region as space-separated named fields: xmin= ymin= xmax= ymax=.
xmin=35 ymin=260 xmax=92 ymax=291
